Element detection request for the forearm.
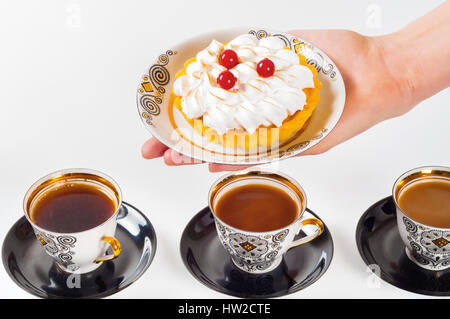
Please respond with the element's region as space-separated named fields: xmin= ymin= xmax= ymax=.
xmin=379 ymin=1 xmax=450 ymax=107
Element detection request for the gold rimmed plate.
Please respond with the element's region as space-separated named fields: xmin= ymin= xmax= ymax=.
xmin=137 ymin=27 xmax=345 ymax=165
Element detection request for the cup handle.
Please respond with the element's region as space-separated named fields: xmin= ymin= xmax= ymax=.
xmin=94 ymin=236 xmax=121 ymax=263
xmin=289 ymin=217 xmax=324 ymax=249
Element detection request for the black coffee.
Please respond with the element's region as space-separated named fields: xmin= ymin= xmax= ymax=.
xmin=30 ymin=182 xmax=116 ymax=233
xmin=398 ymin=179 xmax=450 ymax=228
xmin=215 ymin=184 xmax=299 ymax=232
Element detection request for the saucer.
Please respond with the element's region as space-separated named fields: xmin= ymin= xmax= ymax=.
xmin=2 ymin=202 xmax=157 ymax=298
xmin=180 ymin=207 xmax=333 ymax=298
xmin=356 ymin=196 xmax=450 ymax=296
xmin=137 ymin=27 xmax=345 ymax=165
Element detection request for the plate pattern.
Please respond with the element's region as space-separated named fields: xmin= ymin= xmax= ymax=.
xmin=138 ymin=50 xmax=177 ymax=126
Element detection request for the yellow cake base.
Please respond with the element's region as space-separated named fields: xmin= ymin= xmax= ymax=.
xmin=172 ymin=53 xmax=321 ymax=149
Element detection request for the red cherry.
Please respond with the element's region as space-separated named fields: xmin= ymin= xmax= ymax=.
xmin=217 ymin=70 xmax=237 ymax=90
xmin=219 ymin=49 xmax=239 ymax=69
xmin=257 ymin=58 xmax=275 ymax=77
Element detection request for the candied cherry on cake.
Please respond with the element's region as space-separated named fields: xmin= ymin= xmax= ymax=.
xmin=257 ymin=58 xmax=275 ymax=78
xmin=219 ymin=49 xmax=239 ymax=69
xmin=217 ymin=70 xmax=237 ymax=90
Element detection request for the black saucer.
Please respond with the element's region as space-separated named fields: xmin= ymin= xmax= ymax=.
xmin=356 ymin=196 xmax=450 ymax=296
xmin=180 ymin=207 xmax=333 ymax=298
xmin=2 ymin=202 xmax=157 ymax=298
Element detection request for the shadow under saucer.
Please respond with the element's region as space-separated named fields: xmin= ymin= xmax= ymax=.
xmin=180 ymin=207 xmax=334 ymax=298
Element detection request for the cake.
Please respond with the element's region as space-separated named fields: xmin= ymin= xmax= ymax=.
xmin=172 ymin=33 xmax=321 ymax=149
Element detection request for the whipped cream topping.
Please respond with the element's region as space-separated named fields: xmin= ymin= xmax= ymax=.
xmin=173 ymin=34 xmax=315 ymax=135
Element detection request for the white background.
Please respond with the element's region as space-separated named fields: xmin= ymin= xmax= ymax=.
xmin=0 ymin=0 xmax=448 ymax=299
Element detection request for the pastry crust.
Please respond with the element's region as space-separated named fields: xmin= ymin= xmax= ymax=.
xmin=172 ymin=53 xmax=321 ymax=149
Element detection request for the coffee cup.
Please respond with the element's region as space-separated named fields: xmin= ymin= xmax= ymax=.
xmin=208 ymin=170 xmax=323 ymax=274
xmin=23 ymin=168 xmax=122 ymax=274
xmin=393 ymin=166 xmax=450 ymax=270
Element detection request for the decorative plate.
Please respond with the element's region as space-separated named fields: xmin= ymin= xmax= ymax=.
xmin=137 ymin=27 xmax=345 ymax=165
